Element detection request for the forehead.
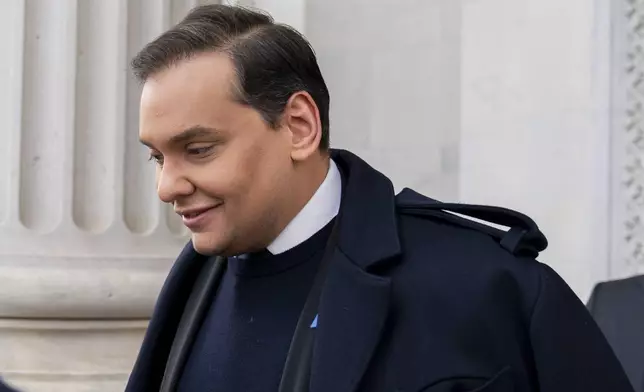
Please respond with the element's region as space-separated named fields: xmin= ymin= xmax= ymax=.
xmin=138 ymin=52 xmax=240 ymax=143
xmin=141 ymin=51 xmax=237 ymax=106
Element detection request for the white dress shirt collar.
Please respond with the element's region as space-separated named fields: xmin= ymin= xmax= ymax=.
xmin=267 ymin=159 xmax=342 ymax=255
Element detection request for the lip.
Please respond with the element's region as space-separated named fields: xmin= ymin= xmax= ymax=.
xmin=177 ymin=205 xmax=220 ymax=231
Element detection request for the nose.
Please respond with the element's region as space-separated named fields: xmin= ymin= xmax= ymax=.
xmin=156 ymin=162 xmax=195 ymax=203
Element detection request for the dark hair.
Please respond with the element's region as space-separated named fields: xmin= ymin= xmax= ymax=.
xmin=131 ymin=4 xmax=331 ymax=150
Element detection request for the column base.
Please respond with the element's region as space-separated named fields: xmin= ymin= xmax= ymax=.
xmin=0 ymin=319 xmax=147 ymax=392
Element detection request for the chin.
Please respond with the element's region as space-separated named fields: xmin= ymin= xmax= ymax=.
xmin=191 ymin=233 xmax=224 ymax=256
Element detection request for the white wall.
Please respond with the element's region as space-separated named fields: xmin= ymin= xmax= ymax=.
xmin=305 ymin=0 xmax=462 ymax=202
xmin=460 ymin=0 xmax=611 ymax=300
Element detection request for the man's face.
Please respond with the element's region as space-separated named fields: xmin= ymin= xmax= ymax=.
xmin=139 ymin=52 xmax=294 ymax=255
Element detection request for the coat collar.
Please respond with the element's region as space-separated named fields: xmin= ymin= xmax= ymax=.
xmin=331 ymin=149 xmax=401 ymax=270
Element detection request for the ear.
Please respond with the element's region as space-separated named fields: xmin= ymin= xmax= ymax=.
xmin=282 ymin=91 xmax=322 ymax=161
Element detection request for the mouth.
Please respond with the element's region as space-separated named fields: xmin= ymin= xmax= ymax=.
xmin=177 ymin=205 xmax=221 ymax=230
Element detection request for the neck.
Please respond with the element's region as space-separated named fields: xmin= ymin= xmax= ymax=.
xmin=269 ymin=154 xmax=330 ymax=246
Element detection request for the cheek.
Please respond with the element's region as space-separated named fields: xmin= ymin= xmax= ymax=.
xmin=193 ymin=164 xmax=238 ymax=198
xmin=192 ymin=149 xmax=258 ymax=202
xmin=198 ymin=135 xmax=287 ymax=210
xmin=231 ymin=147 xmax=283 ymax=210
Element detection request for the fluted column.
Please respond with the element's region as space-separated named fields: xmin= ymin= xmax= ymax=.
xmin=0 ymin=1 xmax=205 ymax=391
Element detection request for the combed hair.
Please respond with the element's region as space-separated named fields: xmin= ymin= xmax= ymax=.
xmin=131 ymin=4 xmax=331 ymax=150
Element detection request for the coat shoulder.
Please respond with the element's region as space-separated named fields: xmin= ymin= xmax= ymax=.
xmin=392 ymin=188 xmax=551 ymax=315
xmin=395 ymin=187 xmax=547 ymax=259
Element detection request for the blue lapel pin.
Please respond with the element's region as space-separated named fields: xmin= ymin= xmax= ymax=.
xmin=310 ymin=314 xmax=318 ymax=329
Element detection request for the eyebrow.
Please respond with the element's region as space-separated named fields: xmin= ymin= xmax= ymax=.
xmin=140 ymin=125 xmax=223 ymax=148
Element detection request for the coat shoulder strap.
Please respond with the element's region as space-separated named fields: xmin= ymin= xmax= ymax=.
xmin=396 ymin=188 xmax=548 ymax=258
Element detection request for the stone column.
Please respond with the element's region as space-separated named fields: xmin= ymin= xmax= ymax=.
xmin=0 ymin=1 xmax=205 ymax=391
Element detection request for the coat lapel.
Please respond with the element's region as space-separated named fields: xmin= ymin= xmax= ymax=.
xmin=125 ymin=241 xmax=208 ymax=392
xmin=310 ymin=250 xmax=392 ymax=392
xmin=309 ymin=150 xmax=402 ymax=392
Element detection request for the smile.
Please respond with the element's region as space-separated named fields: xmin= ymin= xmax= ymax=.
xmin=178 ymin=205 xmax=220 ymax=230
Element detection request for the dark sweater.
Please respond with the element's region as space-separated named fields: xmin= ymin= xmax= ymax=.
xmin=177 ymin=220 xmax=334 ymax=392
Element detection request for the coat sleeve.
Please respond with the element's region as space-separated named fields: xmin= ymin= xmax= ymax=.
xmin=528 ymin=264 xmax=634 ymax=392
xmin=0 ymin=378 xmax=19 ymax=392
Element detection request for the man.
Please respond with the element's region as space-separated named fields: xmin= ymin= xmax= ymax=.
xmin=587 ymin=275 xmax=644 ymax=392
xmin=126 ymin=4 xmax=633 ymax=392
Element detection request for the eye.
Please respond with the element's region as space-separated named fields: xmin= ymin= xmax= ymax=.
xmin=186 ymin=144 xmax=215 ymax=157
xmin=148 ymin=153 xmax=164 ymax=166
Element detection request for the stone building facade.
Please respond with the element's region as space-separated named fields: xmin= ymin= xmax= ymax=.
xmin=0 ymin=0 xmax=639 ymax=390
